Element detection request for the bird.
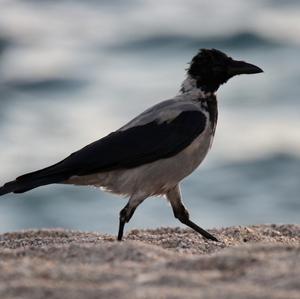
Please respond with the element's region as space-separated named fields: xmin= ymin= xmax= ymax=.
xmin=0 ymin=49 xmax=263 ymax=242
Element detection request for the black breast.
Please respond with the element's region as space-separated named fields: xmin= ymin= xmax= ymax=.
xmin=203 ymin=94 xmax=218 ymax=135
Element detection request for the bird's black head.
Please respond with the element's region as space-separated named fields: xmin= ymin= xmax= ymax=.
xmin=188 ymin=49 xmax=263 ymax=93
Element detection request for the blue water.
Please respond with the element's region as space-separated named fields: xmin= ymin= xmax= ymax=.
xmin=0 ymin=0 xmax=299 ymax=234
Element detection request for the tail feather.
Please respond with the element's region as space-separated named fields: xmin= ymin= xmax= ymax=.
xmin=0 ymin=168 xmax=69 ymax=196
xmin=0 ymin=181 xmax=18 ymax=196
xmin=1 ymin=152 xmax=83 ymax=196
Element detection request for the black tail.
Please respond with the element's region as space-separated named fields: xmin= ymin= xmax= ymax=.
xmin=0 ymin=165 xmax=70 ymax=196
xmin=0 ymin=175 xmax=65 ymax=196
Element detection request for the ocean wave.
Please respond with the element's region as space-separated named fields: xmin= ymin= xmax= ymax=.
xmin=189 ymin=152 xmax=300 ymax=209
xmin=218 ymin=152 xmax=300 ymax=177
xmin=0 ymin=36 xmax=11 ymax=56
xmin=5 ymin=78 xmax=87 ymax=93
xmin=111 ymin=31 xmax=282 ymax=52
xmin=267 ymin=0 xmax=300 ymax=7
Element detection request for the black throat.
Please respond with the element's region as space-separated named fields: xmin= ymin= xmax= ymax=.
xmin=201 ymin=94 xmax=218 ymax=135
xmin=180 ymin=76 xmax=218 ymax=134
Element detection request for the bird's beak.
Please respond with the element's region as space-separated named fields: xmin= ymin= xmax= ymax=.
xmin=228 ymin=60 xmax=263 ymax=77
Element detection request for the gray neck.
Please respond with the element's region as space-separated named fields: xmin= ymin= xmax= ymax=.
xmin=179 ymin=75 xmax=214 ymax=99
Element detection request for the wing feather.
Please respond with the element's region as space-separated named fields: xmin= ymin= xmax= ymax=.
xmin=0 ymin=110 xmax=207 ymax=194
xmin=61 ymin=110 xmax=205 ymax=174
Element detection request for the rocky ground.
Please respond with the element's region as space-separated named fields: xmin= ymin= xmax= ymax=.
xmin=0 ymin=224 xmax=299 ymax=299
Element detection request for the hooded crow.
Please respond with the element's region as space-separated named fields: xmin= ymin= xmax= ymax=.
xmin=0 ymin=49 xmax=263 ymax=241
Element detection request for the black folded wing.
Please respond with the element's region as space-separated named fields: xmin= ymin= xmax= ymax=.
xmin=0 ymin=110 xmax=206 ymax=194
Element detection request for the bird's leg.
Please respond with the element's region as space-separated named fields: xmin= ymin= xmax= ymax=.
xmin=166 ymin=185 xmax=219 ymax=242
xmin=118 ymin=203 xmax=135 ymax=241
xmin=117 ymin=193 xmax=147 ymax=241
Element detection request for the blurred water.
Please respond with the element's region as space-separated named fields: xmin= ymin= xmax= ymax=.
xmin=0 ymin=0 xmax=299 ymax=234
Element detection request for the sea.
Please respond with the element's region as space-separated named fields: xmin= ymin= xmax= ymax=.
xmin=0 ymin=0 xmax=299 ymax=234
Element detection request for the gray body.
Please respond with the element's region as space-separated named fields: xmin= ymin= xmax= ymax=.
xmin=67 ymin=77 xmax=215 ymax=212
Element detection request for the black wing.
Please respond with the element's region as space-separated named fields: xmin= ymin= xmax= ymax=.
xmin=0 ymin=110 xmax=206 ymax=194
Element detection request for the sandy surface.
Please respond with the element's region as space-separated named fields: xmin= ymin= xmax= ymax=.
xmin=0 ymin=224 xmax=299 ymax=299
